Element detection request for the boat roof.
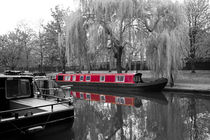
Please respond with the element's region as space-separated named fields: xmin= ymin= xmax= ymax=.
xmin=58 ymin=73 xmax=136 ymax=75
xmin=0 ymin=74 xmax=33 ymax=78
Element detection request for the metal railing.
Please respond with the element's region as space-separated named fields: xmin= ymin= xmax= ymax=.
xmin=0 ymin=94 xmax=73 ymax=120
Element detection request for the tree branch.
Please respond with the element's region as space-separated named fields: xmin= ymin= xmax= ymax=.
xmin=142 ymin=16 xmax=161 ymax=32
xmin=122 ymin=18 xmax=135 ymax=33
xmin=98 ymin=20 xmax=121 ymax=50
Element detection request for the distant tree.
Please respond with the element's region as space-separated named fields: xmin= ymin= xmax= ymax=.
xmin=185 ymin=0 xmax=210 ymax=73
xmin=32 ymin=28 xmax=46 ymax=72
xmin=202 ymin=34 xmax=210 ymax=58
xmin=0 ymin=30 xmax=24 ymax=69
xmin=0 ymin=35 xmax=8 ymax=69
xmin=44 ymin=5 xmax=68 ymax=72
xmin=15 ymin=23 xmax=35 ymax=70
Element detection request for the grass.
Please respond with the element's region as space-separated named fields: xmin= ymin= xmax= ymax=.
xmin=176 ymin=70 xmax=210 ymax=84
xmin=140 ymin=70 xmax=210 ymax=85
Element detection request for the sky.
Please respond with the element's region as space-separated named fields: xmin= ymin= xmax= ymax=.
xmin=0 ymin=0 xmax=79 ymax=35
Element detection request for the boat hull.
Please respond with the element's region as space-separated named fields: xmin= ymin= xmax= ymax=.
xmin=0 ymin=108 xmax=74 ymax=135
xmin=57 ymin=78 xmax=168 ymax=92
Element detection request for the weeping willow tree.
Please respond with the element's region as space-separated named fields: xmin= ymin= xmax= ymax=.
xmin=80 ymin=0 xmax=144 ymax=73
xmin=65 ymin=10 xmax=90 ymax=72
xmin=145 ymin=1 xmax=189 ymax=86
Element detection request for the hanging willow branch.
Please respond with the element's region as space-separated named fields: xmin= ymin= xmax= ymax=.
xmin=146 ymin=1 xmax=189 ymax=86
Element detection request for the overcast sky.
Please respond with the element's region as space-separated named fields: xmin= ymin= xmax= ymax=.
xmin=0 ymin=0 xmax=78 ymax=35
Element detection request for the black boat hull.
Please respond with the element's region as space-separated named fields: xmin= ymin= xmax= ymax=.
xmin=0 ymin=109 xmax=74 ymax=135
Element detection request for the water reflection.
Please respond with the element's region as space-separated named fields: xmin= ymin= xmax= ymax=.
xmin=69 ymin=89 xmax=166 ymax=140
xmin=69 ymin=89 xmax=210 ymax=140
xmin=163 ymin=92 xmax=210 ymax=140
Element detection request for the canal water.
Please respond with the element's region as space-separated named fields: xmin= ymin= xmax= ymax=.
xmin=70 ymin=90 xmax=210 ymax=140
xmin=5 ymin=90 xmax=210 ymax=140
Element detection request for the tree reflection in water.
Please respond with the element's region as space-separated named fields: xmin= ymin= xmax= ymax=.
xmin=71 ymin=92 xmax=210 ymax=140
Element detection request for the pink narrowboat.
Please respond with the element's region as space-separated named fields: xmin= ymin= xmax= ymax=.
xmin=55 ymin=73 xmax=168 ymax=92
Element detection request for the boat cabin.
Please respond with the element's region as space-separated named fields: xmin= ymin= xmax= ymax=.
xmin=56 ymin=73 xmax=144 ymax=83
xmin=0 ymin=74 xmax=33 ymax=111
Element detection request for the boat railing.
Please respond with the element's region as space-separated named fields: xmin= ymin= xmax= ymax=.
xmin=38 ymin=87 xmax=59 ymax=94
xmin=0 ymin=96 xmax=73 ymax=120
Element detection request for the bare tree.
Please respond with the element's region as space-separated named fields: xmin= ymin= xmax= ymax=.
xmin=185 ymin=0 xmax=210 ymax=73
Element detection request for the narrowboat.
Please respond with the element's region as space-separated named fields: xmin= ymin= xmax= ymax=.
xmin=68 ymin=89 xmax=168 ymax=107
xmin=56 ymin=73 xmax=168 ymax=92
xmin=0 ymin=71 xmax=74 ymax=135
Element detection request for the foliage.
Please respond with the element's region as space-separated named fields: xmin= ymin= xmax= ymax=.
xmin=0 ymin=0 xmax=209 ymax=76
xmin=65 ymin=10 xmax=90 ymax=72
xmin=43 ymin=5 xmax=68 ymax=72
xmin=184 ymin=0 xmax=210 ymax=72
xmin=16 ymin=23 xmax=36 ymax=70
xmin=32 ymin=29 xmax=48 ymax=72
xmin=145 ymin=1 xmax=189 ymax=86
xmin=0 ymin=24 xmax=35 ymax=70
xmin=78 ymin=0 xmax=145 ymax=73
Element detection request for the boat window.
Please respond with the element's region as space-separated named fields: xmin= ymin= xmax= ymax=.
xmin=116 ymin=75 xmax=125 ymax=82
xmin=80 ymin=76 xmax=84 ymax=81
xmin=116 ymin=97 xmax=120 ymax=104
xmin=57 ymin=75 xmax=63 ymax=81
xmin=116 ymin=97 xmax=125 ymax=104
xmin=86 ymin=76 xmax=91 ymax=81
xmin=64 ymin=76 xmax=71 ymax=81
xmin=72 ymin=76 xmax=76 ymax=81
xmin=80 ymin=93 xmax=84 ymax=99
xmin=100 ymin=75 xmax=105 ymax=82
xmin=86 ymin=93 xmax=91 ymax=100
xmin=120 ymin=98 xmax=125 ymax=104
xmin=100 ymin=95 xmax=105 ymax=102
xmin=6 ymin=79 xmax=31 ymax=99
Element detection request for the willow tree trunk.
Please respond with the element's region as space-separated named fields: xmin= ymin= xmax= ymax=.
xmin=78 ymin=57 xmax=82 ymax=73
xmin=61 ymin=48 xmax=66 ymax=74
xmin=62 ymin=58 xmax=66 ymax=74
xmin=84 ymin=46 xmax=91 ymax=73
xmin=116 ymin=47 xmax=123 ymax=73
xmin=109 ymin=60 xmax=112 ymax=72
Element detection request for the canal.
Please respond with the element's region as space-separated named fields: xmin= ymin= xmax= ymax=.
xmin=70 ymin=89 xmax=210 ymax=140
xmin=6 ymin=90 xmax=210 ymax=140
